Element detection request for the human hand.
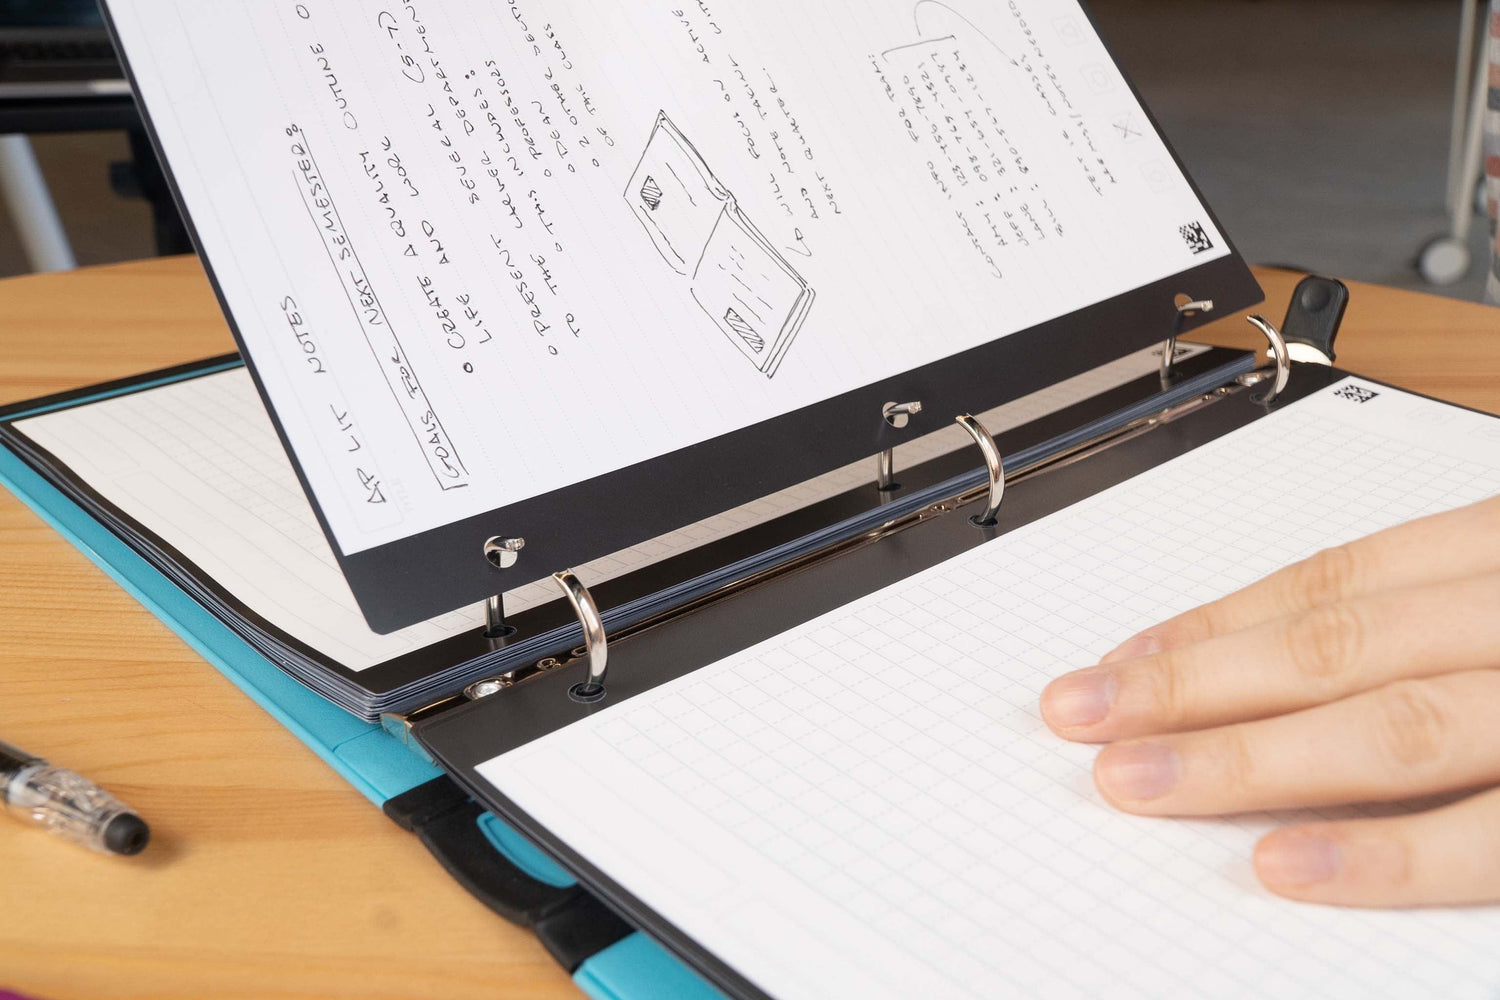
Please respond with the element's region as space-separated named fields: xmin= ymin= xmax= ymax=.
xmin=1040 ymin=495 xmax=1500 ymax=907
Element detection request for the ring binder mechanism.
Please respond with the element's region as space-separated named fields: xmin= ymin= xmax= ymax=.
xmin=954 ymin=414 xmax=1005 ymax=527
xmin=459 ymin=654 xmax=568 ymax=705
xmin=1160 ymin=298 xmax=1215 ymax=386
xmin=553 ymin=570 xmax=609 ymax=704
xmin=1246 ymin=314 xmax=1292 ymax=404
xmin=876 ymin=401 xmax=924 ymax=493
xmin=374 ymin=345 xmax=1262 ymax=750
xmin=483 ymin=537 xmax=526 ymax=638
xmin=465 ymin=675 xmax=511 ymax=700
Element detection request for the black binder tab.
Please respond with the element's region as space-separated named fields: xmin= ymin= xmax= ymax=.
xmin=1281 ymin=275 xmax=1349 ymax=365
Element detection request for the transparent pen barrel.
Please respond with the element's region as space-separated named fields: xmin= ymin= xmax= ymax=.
xmin=4 ymin=763 xmax=134 ymax=853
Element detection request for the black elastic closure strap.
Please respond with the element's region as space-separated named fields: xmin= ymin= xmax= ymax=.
xmin=384 ymin=777 xmax=574 ymax=927
xmin=383 ymin=777 xmax=632 ymax=971
xmin=533 ymin=890 xmax=635 ymax=972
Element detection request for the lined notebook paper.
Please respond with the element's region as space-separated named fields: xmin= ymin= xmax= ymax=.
xmin=478 ymin=379 xmax=1500 ymax=1000
xmin=13 ymin=345 xmax=1196 ymax=671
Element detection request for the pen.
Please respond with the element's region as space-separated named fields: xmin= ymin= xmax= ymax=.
xmin=0 ymin=739 xmax=150 ymax=855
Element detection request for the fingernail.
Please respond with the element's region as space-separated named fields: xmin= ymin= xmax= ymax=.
xmin=1042 ymin=671 xmax=1116 ymax=729
xmin=1102 ymin=631 xmax=1161 ymax=664
xmin=1096 ymin=742 xmax=1180 ymax=801
xmin=1256 ymin=831 xmax=1343 ymax=887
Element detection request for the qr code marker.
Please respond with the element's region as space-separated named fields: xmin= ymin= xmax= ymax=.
xmin=1179 ymin=221 xmax=1214 ymax=255
xmin=1333 ymin=384 xmax=1379 ymax=404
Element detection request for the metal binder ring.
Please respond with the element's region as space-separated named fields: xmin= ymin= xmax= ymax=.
xmin=1161 ymin=298 xmax=1214 ymax=384
xmin=955 ymin=414 xmax=1005 ymax=527
xmin=1246 ymin=314 xmax=1291 ymax=405
xmin=553 ymin=570 xmax=608 ymax=703
xmin=876 ymin=400 xmax=924 ymax=492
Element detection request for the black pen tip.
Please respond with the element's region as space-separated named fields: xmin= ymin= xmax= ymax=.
xmin=103 ymin=813 xmax=150 ymax=856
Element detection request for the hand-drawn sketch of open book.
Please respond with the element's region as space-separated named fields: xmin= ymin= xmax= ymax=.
xmin=625 ymin=111 xmax=814 ymax=378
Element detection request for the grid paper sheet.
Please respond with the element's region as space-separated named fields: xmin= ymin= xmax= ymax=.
xmin=479 ymin=378 xmax=1500 ymax=1000
xmin=14 ymin=345 xmax=1196 ymax=671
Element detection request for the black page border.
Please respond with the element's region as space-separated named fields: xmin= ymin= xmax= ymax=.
xmin=97 ymin=0 xmax=1263 ymax=634
xmin=418 ymin=368 xmax=1366 ymax=1000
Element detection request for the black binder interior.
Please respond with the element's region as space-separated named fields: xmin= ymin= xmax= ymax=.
xmin=416 ymin=361 xmax=1349 ymax=1000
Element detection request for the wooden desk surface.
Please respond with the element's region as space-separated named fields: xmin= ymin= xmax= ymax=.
xmin=0 ymin=258 xmax=1496 ymax=1000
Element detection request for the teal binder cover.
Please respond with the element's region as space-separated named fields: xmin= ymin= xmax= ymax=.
xmin=0 ymin=439 xmax=439 ymax=805
xmin=0 ymin=370 xmax=720 ymax=1000
xmin=576 ymin=933 xmax=727 ymax=1000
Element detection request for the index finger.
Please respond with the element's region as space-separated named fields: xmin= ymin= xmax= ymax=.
xmin=1101 ymin=495 xmax=1500 ymax=664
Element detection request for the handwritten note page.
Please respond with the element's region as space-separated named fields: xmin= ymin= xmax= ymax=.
xmin=104 ymin=0 xmax=1226 ymax=557
xmin=478 ymin=380 xmax=1500 ymax=1000
xmin=13 ymin=345 xmax=1192 ymax=672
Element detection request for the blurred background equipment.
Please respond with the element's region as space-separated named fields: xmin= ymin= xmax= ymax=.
xmin=0 ymin=0 xmax=1495 ymax=304
xmin=0 ymin=0 xmax=184 ymax=273
xmin=1088 ymin=0 xmax=1497 ymax=304
xmin=0 ymin=0 xmax=116 ymax=104
xmin=1415 ymin=0 xmax=1493 ymax=285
